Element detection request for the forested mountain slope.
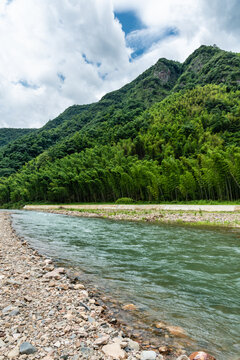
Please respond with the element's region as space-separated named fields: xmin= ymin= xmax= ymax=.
xmin=0 ymin=58 xmax=181 ymax=177
xmin=0 ymin=128 xmax=35 ymax=149
xmin=0 ymin=45 xmax=240 ymax=205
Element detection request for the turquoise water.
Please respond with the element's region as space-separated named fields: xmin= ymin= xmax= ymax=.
xmin=11 ymin=210 xmax=240 ymax=359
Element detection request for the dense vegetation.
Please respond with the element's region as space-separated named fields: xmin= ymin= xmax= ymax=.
xmin=0 ymin=46 xmax=240 ymax=206
xmin=0 ymin=128 xmax=35 ymax=148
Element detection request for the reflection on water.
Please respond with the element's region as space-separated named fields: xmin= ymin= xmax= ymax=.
xmin=11 ymin=210 xmax=240 ymax=360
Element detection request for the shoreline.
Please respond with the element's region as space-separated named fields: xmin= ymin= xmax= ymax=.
xmin=0 ymin=211 xmax=195 ymax=360
xmin=24 ymin=205 xmax=240 ymax=229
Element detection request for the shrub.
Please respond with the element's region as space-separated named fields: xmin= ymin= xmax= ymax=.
xmin=115 ymin=197 xmax=135 ymax=204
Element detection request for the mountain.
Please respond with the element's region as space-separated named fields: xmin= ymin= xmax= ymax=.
xmin=0 ymin=58 xmax=181 ymax=177
xmin=174 ymin=45 xmax=240 ymax=91
xmin=0 ymin=45 xmax=240 ymax=205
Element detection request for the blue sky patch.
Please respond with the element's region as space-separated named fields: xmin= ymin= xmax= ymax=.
xmin=82 ymin=54 xmax=94 ymax=65
xmin=114 ymin=10 xmax=145 ymax=35
xmin=129 ymin=27 xmax=179 ymax=59
xmin=57 ymin=73 xmax=65 ymax=83
xmin=18 ymin=79 xmax=39 ymax=90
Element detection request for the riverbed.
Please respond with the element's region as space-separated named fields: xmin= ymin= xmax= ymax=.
xmin=9 ymin=210 xmax=240 ymax=360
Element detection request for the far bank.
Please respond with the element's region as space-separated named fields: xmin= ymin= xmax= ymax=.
xmin=24 ymin=204 xmax=240 ymax=228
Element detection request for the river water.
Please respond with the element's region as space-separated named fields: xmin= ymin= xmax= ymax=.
xmin=10 ymin=210 xmax=240 ymax=359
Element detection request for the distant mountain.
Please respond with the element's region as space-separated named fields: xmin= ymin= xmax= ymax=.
xmin=0 ymin=128 xmax=35 ymax=148
xmin=0 ymin=45 xmax=240 ymax=205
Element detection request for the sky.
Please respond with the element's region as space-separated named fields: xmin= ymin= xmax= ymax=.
xmin=0 ymin=0 xmax=239 ymax=128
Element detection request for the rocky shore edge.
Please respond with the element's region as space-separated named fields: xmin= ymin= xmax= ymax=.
xmin=0 ymin=212 xmax=216 ymax=360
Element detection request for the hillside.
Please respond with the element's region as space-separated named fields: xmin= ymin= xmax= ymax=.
xmin=0 ymin=58 xmax=181 ymax=177
xmin=0 ymin=128 xmax=35 ymax=148
xmin=0 ymin=45 xmax=240 ymax=205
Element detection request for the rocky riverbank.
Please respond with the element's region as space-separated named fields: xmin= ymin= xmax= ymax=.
xmin=0 ymin=212 xmax=216 ymax=360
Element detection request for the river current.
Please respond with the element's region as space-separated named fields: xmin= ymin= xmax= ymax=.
xmin=10 ymin=210 xmax=240 ymax=359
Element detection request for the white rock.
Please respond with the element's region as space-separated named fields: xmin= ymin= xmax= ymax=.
xmin=128 ymin=339 xmax=140 ymax=351
xmin=54 ymin=341 xmax=61 ymax=348
xmin=102 ymin=343 xmax=126 ymax=359
xmin=141 ymin=350 xmax=157 ymax=360
xmin=8 ymin=346 xmax=19 ymax=359
xmin=93 ymin=335 xmax=110 ymax=346
xmin=0 ymin=339 xmax=6 ymax=348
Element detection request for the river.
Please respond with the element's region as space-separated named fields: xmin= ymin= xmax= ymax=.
xmin=10 ymin=210 xmax=240 ymax=359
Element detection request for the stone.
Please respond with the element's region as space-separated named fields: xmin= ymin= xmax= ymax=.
xmin=128 ymin=339 xmax=140 ymax=351
xmin=155 ymin=321 xmax=166 ymax=329
xmin=19 ymin=342 xmax=37 ymax=355
xmin=102 ymin=343 xmax=126 ymax=359
xmin=159 ymin=345 xmax=171 ymax=355
xmin=122 ymin=303 xmax=137 ymax=311
xmin=8 ymin=346 xmax=19 ymax=359
xmin=189 ymin=351 xmax=216 ymax=360
xmin=44 ymin=259 xmax=53 ymax=265
xmin=0 ymin=339 xmax=6 ymax=348
xmin=44 ymin=267 xmax=65 ymax=279
xmin=140 ymin=350 xmax=157 ymax=360
xmin=23 ymin=295 xmax=32 ymax=302
xmin=93 ymin=335 xmax=110 ymax=346
xmin=9 ymin=308 xmax=20 ymax=316
xmin=74 ymin=284 xmax=85 ymax=290
xmin=88 ymin=316 xmax=95 ymax=323
xmin=2 ymin=305 xmax=14 ymax=314
xmin=59 ymin=284 xmax=69 ymax=290
xmin=166 ymin=325 xmax=187 ymax=338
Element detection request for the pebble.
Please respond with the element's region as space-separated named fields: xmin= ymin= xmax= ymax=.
xmin=189 ymin=351 xmax=216 ymax=360
xmin=8 ymin=345 xmax=19 ymax=358
xmin=93 ymin=335 xmax=110 ymax=346
xmin=19 ymin=342 xmax=37 ymax=354
xmin=122 ymin=303 xmax=137 ymax=311
xmin=140 ymin=350 xmax=157 ymax=360
xmin=128 ymin=339 xmax=140 ymax=351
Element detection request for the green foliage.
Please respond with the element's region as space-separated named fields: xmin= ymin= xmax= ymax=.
xmin=115 ymin=197 xmax=135 ymax=204
xmin=1 ymin=46 xmax=240 ymax=206
xmin=0 ymin=128 xmax=35 ymax=148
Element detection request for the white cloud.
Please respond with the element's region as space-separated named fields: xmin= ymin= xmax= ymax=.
xmin=0 ymin=0 xmax=129 ymax=128
xmin=0 ymin=0 xmax=239 ymax=128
